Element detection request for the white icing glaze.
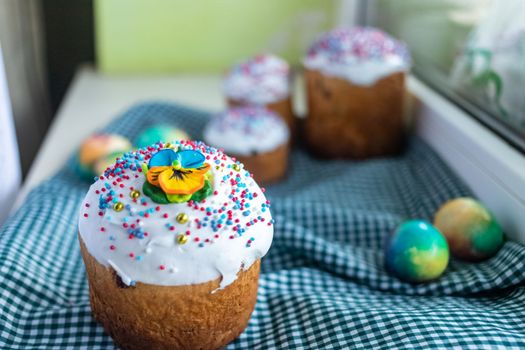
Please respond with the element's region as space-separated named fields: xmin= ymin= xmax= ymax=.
xmin=305 ymin=55 xmax=408 ymax=86
xmin=304 ymin=26 xmax=411 ymax=86
xmin=203 ymin=106 xmax=289 ymax=156
xmin=223 ymin=54 xmax=290 ymax=105
xmin=78 ymin=141 xmax=274 ymax=289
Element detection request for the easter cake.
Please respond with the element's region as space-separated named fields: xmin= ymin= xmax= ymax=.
xmin=78 ymin=140 xmax=274 ymax=350
xmin=203 ymin=106 xmax=289 ymax=184
xmin=303 ymin=26 xmax=411 ymax=158
xmin=224 ymin=54 xmax=295 ymax=135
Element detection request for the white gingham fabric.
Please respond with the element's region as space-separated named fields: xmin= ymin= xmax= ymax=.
xmin=1 ymin=102 xmax=524 ymax=349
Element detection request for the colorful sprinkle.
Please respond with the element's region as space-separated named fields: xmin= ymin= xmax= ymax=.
xmin=176 ymin=213 xmax=189 ymax=224
xmin=176 ymin=234 xmax=188 ymax=245
xmin=113 ymin=202 xmax=124 ymax=212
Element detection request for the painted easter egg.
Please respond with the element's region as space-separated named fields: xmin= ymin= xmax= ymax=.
xmin=134 ymin=125 xmax=190 ymax=149
xmin=385 ymin=220 xmax=449 ymax=283
xmin=76 ymin=134 xmax=132 ymax=180
xmin=434 ymin=197 xmax=504 ymax=261
xmin=93 ymin=152 xmax=125 ymax=176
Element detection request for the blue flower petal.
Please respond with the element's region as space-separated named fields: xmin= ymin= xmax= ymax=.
xmin=179 ymin=150 xmax=205 ymax=168
xmin=148 ymin=149 xmax=179 ymax=168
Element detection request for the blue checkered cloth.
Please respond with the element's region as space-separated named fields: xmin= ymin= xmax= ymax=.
xmin=1 ymin=102 xmax=525 ymax=349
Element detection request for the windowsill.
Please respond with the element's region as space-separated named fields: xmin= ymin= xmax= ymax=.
xmin=13 ymin=67 xmax=525 ymax=244
xmin=409 ymin=76 xmax=525 ymax=243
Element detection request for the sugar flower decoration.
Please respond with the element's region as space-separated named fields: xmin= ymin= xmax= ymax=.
xmin=146 ymin=149 xmax=210 ymax=196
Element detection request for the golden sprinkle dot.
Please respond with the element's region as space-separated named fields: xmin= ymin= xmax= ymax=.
xmin=215 ymin=166 xmax=220 ymax=170
xmin=176 ymin=234 xmax=188 ymax=245
xmin=130 ymin=190 xmax=141 ymax=199
xmin=113 ymin=202 xmax=124 ymax=212
xmin=232 ymin=163 xmax=241 ymax=172
xmin=176 ymin=213 xmax=189 ymax=224
xmin=165 ymin=142 xmax=172 ymax=148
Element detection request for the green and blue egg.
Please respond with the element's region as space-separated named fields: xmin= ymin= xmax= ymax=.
xmin=385 ymin=220 xmax=449 ymax=283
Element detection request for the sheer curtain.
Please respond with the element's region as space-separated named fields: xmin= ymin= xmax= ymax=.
xmin=0 ymin=0 xmax=51 ymax=224
xmin=0 ymin=0 xmax=51 ymax=175
xmin=0 ymin=44 xmax=21 ymax=224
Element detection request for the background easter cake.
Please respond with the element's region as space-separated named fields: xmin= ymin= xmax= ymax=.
xmin=224 ymin=54 xmax=295 ymax=135
xmin=204 ymin=106 xmax=289 ymax=184
xmin=303 ymin=26 xmax=411 ymax=158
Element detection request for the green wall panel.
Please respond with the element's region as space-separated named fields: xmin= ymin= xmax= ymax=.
xmin=95 ymin=0 xmax=336 ymax=73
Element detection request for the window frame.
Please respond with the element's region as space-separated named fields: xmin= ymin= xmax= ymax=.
xmin=409 ymin=75 xmax=525 ymax=243
xmin=360 ymin=0 xmax=525 ymax=154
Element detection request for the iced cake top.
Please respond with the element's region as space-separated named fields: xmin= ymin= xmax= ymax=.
xmin=304 ymin=26 xmax=411 ymax=85
xmin=203 ymin=106 xmax=289 ymax=156
xmin=78 ymin=140 xmax=274 ymax=289
xmin=224 ymin=54 xmax=290 ymax=104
